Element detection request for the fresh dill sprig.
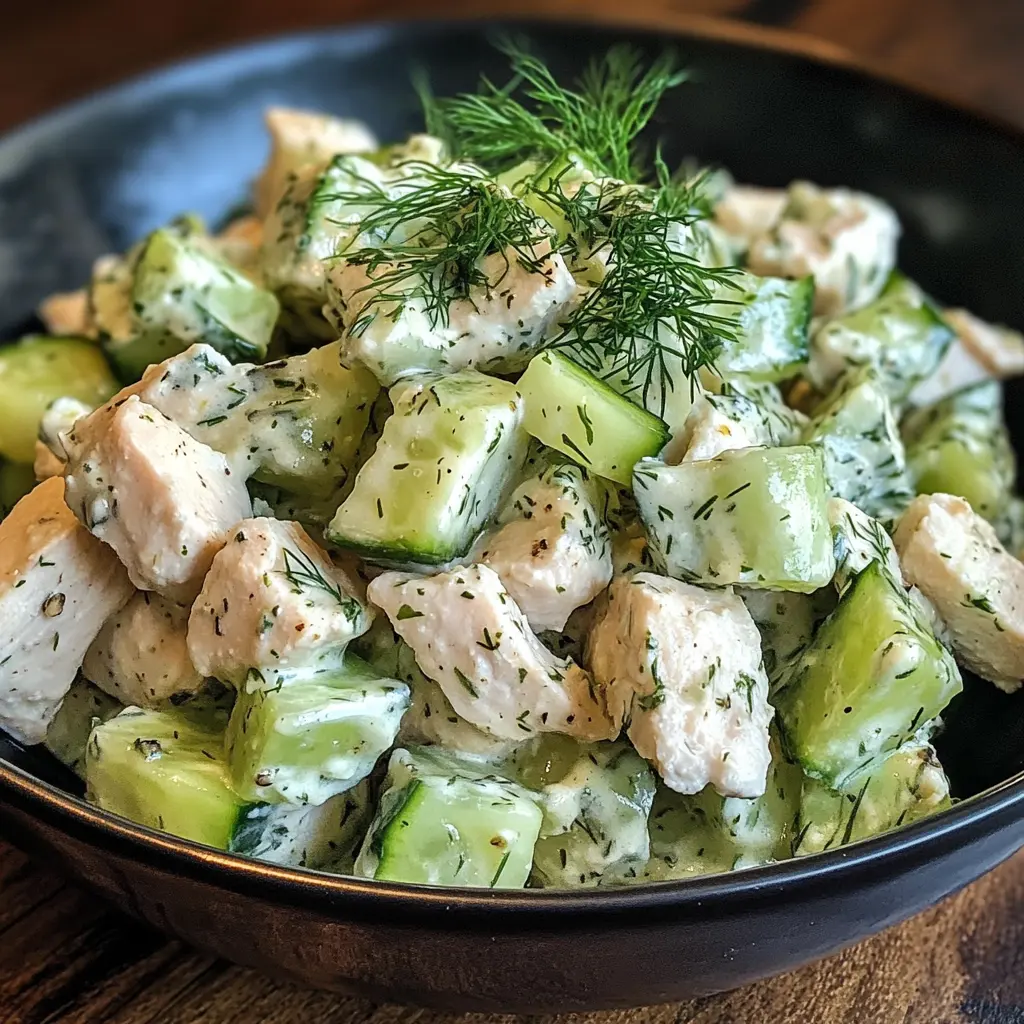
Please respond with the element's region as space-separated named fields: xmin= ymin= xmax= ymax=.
xmin=539 ymin=164 xmax=739 ymax=417
xmin=279 ymin=546 xmax=358 ymax=620
xmin=323 ymin=161 xmax=551 ymax=333
xmin=426 ymin=40 xmax=688 ymax=180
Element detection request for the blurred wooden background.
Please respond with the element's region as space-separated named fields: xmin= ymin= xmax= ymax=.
xmin=3 ymin=0 xmax=1024 ymax=131
xmin=4 ymin=1 xmax=1024 ymax=1022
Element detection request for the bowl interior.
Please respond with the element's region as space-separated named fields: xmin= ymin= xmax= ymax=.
xmin=2 ymin=17 xmax=1024 ymax=848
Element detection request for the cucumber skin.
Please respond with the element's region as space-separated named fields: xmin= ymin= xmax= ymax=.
xmin=517 ymin=351 xmax=670 ymax=486
xmin=775 ymin=561 xmax=962 ymax=788
xmin=635 ymin=445 xmax=835 ymax=592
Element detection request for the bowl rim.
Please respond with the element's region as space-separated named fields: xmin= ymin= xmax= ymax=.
xmin=3 ymin=12 xmax=1024 ymax=922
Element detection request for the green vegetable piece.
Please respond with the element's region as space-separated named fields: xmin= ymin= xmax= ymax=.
xmin=327 ymin=370 xmax=528 ymax=565
xmin=711 ymin=273 xmax=813 ymax=383
xmin=355 ymin=746 xmax=543 ymax=888
xmin=225 ymin=654 xmax=410 ymax=805
xmin=126 ymin=228 xmax=280 ymax=370
xmin=775 ymin=561 xmax=962 ymax=787
xmin=229 ymin=784 xmax=371 ymax=870
xmin=642 ymin=737 xmax=802 ymax=880
xmin=44 ymin=677 xmax=123 ymax=778
xmin=808 ymin=272 xmax=954 ymax=402
xmin=527 ymin=740 xmax=656 ymax=887
xmin=86 ymin=706 xmax=249 ymax=849
xmin=803 ymin=367 xmax=914 ymax=524
xmin=517 ymin=351 xmax=669 ymax=485
xmin=902 ymin=380 xmax=1016 ymax=522
xmin=793 ymin=742 xmax=951 ymax=855
xmin=0 ymin=461 xmax=37 ymax=520
xmin=634 ymin=445 xmax=835 ymax=592
xmin=0 ymin=336 xmax=118 ymax=463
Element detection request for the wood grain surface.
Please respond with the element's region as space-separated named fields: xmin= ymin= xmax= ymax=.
xmin=3 ymin=2 xmax=1024 ymax=1022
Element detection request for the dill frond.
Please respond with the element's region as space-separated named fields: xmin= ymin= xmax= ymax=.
xmin=540 ymin=168 xmax=739 ymax=418
xmin=427 ymin=39 xmax=688 ymax=180
xmin=322 ymin=161 xmax=552 ymax=333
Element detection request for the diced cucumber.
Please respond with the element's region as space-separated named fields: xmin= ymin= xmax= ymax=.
xmin=86 ymin=706 xmax=249 ymax=848
xmin=634 ymin=445 xmax=835 ymax=592
xmin=124 ymin=228 xmax=280 ymax=371
xmin=829 ymin=497 xmax=903 ymax=595
xmin=327 ymin=370 xmax=528 ymax=565
xmin=527 ymin=740 xmax=656 ymax=888
xmin=902 ymin=380 xmax=1015 ymax=521
xmin=225 ymin=654 xmax=410 ymax=805
xmin=775 ymin=561 xmax=962 ymax=787
xmin=44 ymin=677 xmax=123 ymax=778
xmin=517 ymin=351 xmax=669 ymax=485
xmin=0 ymin=336 xmax=118 ymax=463
xmin=355 ymin=746 xmax=543 ymax=888
xmin=807 ymin=272 xmax=955 ymax=401
xmin=0 ymin=461 xmax=37 ymax=519
xmin=642 ymin=737 xmax=802 ymax=880
xmin=261 ymin=154 xmax=387 ymax=338
xmin=803 ymin=367 xmax=914 ymax=524
xmin=710 ymin=273 xmax=813 ymax=382
xmin=740 ymin=587 xmax=836 ymax=690
xmin=229 ymin=784 xmax=371 ymax=870
xmin=793 ymin=742 xmax=951 ymax=855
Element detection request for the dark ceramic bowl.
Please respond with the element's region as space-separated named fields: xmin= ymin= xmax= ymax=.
xmin=3 ymin=16 xmax=1024 ymax=1013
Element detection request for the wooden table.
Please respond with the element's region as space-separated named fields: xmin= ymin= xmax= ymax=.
xmin=3 ymin=2 xmax=1024 ymax=1021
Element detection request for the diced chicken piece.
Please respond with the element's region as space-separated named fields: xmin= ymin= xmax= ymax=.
xmin=944 ymin=309 xmax=1024 ymax=378
xmin=254 ymin=107 xmax=378 ymax=217
xmin=894 ymin=493 xmax=1024 ymax=691
xmin=37 ymin=289 xmax=91 ymax=336
xmin=474 ymin=464 xmax=612 ymax=632
xmin=665 ymin=392 xmax=765 ymax=464
xmin=368 ymin=564 xmax=616 ymax=742
xmin=610 ymin=521 xmax=651 ymax=575
xmin=33 ymin=443 xmax=64 ymax=481
xmin=747 ymin=182 xmax=900 ymax=316
xmin=214 ymin=215 xmax=265 ymax=282
xmin=587 ymin=573 xmax=773 ymax=797
xmin=0 ymin=478 xmax=133 ymax=743
xmin=82 ymin=592 xmax=202 ymax=705
xmin=714 ymin=185 xmax=787 ymax=246
xmin=828 ymin=497 xmax=903 ymax=595
xmin=908 ymin=333 xmax=991 ymax=407
xmin=188 ymin=517 xmax=372 ymax=688
xmin=327 ymin=237 xmax=578 ymax=384
xmin=62 ymin=396 xmax=252 ymax=603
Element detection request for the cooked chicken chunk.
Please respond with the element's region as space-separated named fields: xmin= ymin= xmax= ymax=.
xmin=475 ymin=463 xmax=612 ymax=632
xmin=62 ymin=396 xmax=252 ymax=603
xmin=254 ymin=107 xmax=378 ymax=217
xmin=713 ymin=185 xmax=787 ymax=246
xmin=83 ymin=592 xmax=203 ymax=705
xmin=0 ymin=479 xmax=132 ymax=743
xmin=368 ymin=564 xmax=616 ymax=742
xmin=747 ymin=182 xmax=899 ymax=316
xmin=894 ymin=493 xmax=1024 ymax=691
xmin=37 ymin=289 xmax=91 ymax=336
xmin=188 ymin=517 xmax=372 ymax=689
xmin=587 ymin=573 xmax=773 ymax=797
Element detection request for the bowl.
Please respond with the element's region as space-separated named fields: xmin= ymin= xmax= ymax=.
xmin=3 ymin=16 xmax=1024 ymax=1013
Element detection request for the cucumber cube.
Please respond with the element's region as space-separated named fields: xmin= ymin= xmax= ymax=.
xmin=635 ymin=445 xmax=835 ymax=592
xmin=86 ymin=706 xmax=248 ymax=849
xmin=517 ymin=351 xmax=669 ymax=485
xmin=803 ymin=367 xmax=914 ymax=524
xmin=711 ymin=273 xmax=813 ymax=383
xmin=45 ymin=677 xmax=122 ymax=778
xmin=355 ymin=746 xmax=543 ymax=888
xmin=902 ymin=380 xmax=1015 ymax=522
xmin=0 ymin=336 xmax=118 ymax=463
xmin=776 ymin=561 xmax=962 ymax=787
xmin=225 ymin=654 xmax=410 ymax=805
xmin=793 ymin=742 xmax=951 ymax=854
xmin=327 ymin=370 xmax=528 ymax=565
